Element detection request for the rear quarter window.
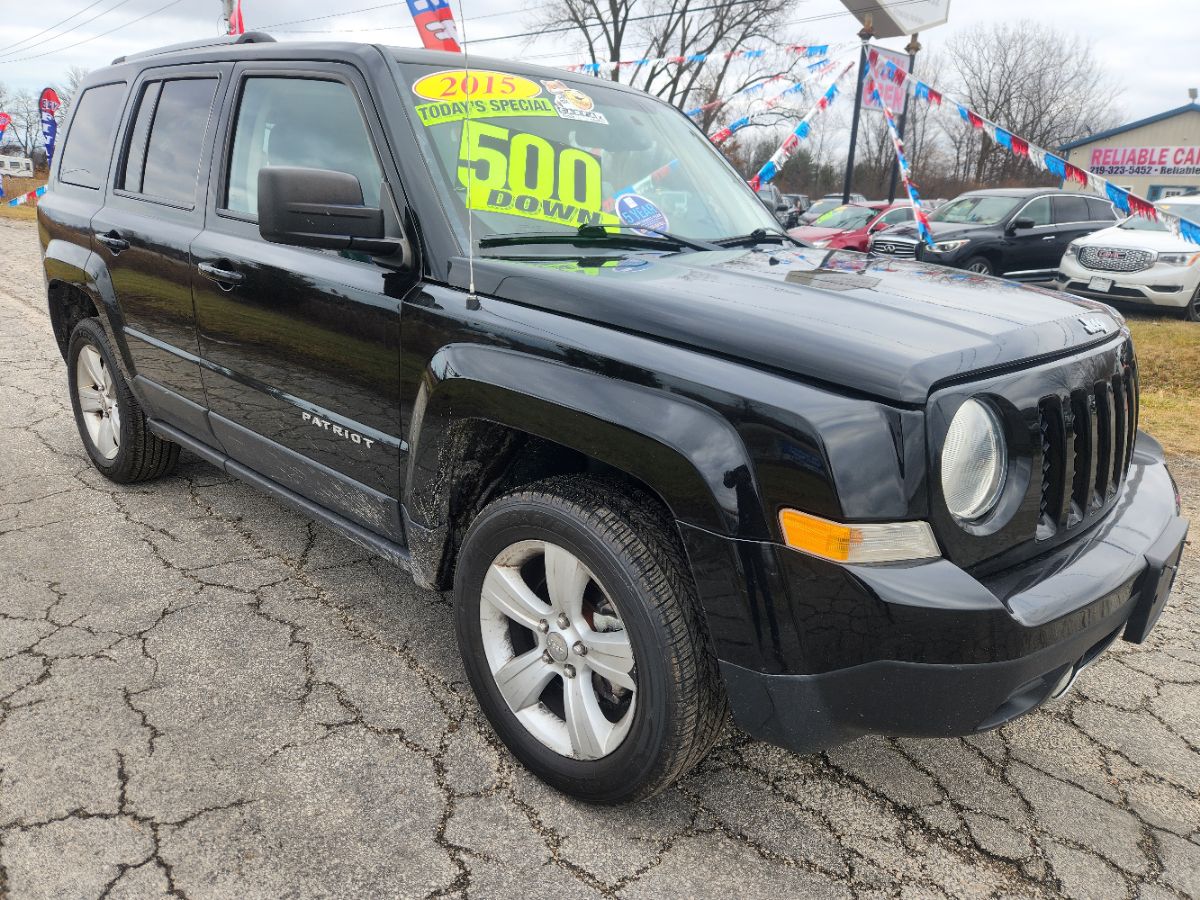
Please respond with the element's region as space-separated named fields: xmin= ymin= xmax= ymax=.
xmin=57 ymin=83 xmax=127 ymax=190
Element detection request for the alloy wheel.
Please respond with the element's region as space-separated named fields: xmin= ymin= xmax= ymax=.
xmin=478 ymin=540 xmax=637 ymax=760
xmin=76 ymin=344 xmax=121 ymax=460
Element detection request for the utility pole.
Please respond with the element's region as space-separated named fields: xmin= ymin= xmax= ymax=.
xmin=886 ymin=33 xmax=921 ymax=203
xmin=220 ymin=0 xmax=234 ymax=35
xmin=841 ymin=16 xmax=874 ymax=204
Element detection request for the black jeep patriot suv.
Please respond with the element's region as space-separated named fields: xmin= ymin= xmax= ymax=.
xmin=38 ymin=34 xmax=1188 ymax=803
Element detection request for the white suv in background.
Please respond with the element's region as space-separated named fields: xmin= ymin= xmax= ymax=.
xmin=1056 ymin=197 xmax=1200 ymax=322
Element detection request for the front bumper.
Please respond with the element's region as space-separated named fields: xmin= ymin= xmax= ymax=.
xmin=1055 ymin=256 xmax=1199 ymax=308
xmin=681 ymin=433 xmax=1188 ymax=754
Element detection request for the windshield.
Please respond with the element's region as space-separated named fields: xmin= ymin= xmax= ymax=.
xmin=930 ymin=196 xmax=1022 ymax=226
xmin=1120 ymin=201 xmax=1200 ymax=232
xmin=393 ymin=63 xmax=779 ymax=252
xmin=812 ymin=204 xmax=877 ymax=230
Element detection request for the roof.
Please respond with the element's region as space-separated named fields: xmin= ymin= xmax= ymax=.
xmin=958 ymin=187 xmax=1067 ymax=197
xmin=1058 ymin=103 xmax=1200 ymax=151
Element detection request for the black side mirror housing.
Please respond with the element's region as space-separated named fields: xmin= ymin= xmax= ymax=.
xmin=1009 ymin=216 xmax=1036 ymax=232
xmin=258 ymin=166 xmax=401 ymax=256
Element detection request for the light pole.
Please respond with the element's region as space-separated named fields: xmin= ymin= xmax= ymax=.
xmin=220 ymin=0 xmax=234 ymax=35
xmin=841 ymin=17 xmax=875 ymax=204
xmin=886 ymin=33 xmax=921 ymax=203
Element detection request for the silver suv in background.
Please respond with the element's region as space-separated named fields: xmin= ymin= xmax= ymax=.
xmin=1055 ymin=197 xmax=1200 ymax=321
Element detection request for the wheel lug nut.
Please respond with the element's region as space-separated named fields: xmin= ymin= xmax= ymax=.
xmin=537 ymin=619 xmax=549 ymax=634
xmin=542 ymin=650 xmax=554 ymax=664
xmin=572 ymin=641 xmax=587 ymax=656
xmin=563 ymin=664 xmax=576 ymax=679
xmin=556 ymin=614 xmax=570 ymax=629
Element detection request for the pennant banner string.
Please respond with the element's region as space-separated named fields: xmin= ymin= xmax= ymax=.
xmin=687 ymin=55 xmax=837 ymax=120
xmin=708 ymin=56 xmax=846 ymax=145
xmin=864 ymin=54 xmax=935 ymax=249
xmin=864 ymin=45 xmax=1200 ymax=247
xmin=566 ymin=41 xmax=847 ymax=77
xmin=748 ymin=58 xmax=857 ymax=192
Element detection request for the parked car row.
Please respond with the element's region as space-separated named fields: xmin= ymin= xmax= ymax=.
xmin=778 ymin=186 xmax=1199 ymax=322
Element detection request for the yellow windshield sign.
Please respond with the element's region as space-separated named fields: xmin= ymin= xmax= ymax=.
xmin=458 ymin=121 xmax=617 ymax=229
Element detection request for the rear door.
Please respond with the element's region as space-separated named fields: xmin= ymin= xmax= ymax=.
xmin=1051 ymin=194 xmax=1102 ymax=256
xmin=190 ymin=61 xmax=409 ymax=541
xmin=90 ymin=66 xmax=230 ymax=441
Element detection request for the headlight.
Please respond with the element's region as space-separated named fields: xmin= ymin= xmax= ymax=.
xmin=930 ymin=239 xmax=970 ymax=253
xmin=1064 ymin=241 xmax=1080 ymax=257
xmin=1156 ymin=252 xmax=1199 ymax=266
xmin=941 ymin=399 xmax=1007 ymax=522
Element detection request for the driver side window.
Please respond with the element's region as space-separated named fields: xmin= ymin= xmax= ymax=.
xmin=225 ymin=76 xmax=383 ymax=217
xmin=1019 ymin=196 xmax=1051 ymax=227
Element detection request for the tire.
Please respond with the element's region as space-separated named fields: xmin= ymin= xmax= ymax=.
xmin=962 ymin=255 xmax=994 ymax=275
xmin=1184 ymin=284 xmax=1200 ymax=322
xmin=67 ymin=317 xmax=179 ymax=483
xmin=454 ymin=476 xmax=726 ymax=803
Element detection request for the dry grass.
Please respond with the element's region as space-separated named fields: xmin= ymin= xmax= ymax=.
xmin=0 ymin=176 xmax=46 ymax=220
xmin=1126 ymin=313 xmax=1200 ymax=456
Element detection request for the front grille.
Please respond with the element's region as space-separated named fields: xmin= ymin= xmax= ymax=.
xmin=1036 ymin=362 xmax=1138 ymax=540
xmin=1079 ymin=246 xmax=1154 ymax=272
xmin=870 ymin=238 xmax=917 ymax=258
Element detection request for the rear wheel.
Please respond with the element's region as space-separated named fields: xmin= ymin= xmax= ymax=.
xmin=454 ymin=476 xmax=726 ymax=803
xmin=67 ymin=318 xmax=179 ymax=483
xmin=963 ymin=255 xmax=994 ymax=275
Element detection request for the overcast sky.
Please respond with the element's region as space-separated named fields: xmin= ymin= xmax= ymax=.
xmin=0 ymin=0 xmax=1193 ymax=120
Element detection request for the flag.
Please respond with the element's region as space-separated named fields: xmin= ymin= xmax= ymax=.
xmin=0 ymin=112 xmax=10 ymax=143
xmin=406 ymin=0 xmax=461 ymax=52
xmin=39 ymin=88 xmax=60 ymax=170
xmin=228 ymin=0 xmax=245 ymax=35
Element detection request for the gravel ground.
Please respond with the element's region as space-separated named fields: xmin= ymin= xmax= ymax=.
xmin=1 ymin=216 xmax=1198 ymax=899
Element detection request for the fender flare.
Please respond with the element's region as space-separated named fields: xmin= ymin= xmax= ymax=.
xmin=44 ymin=240 xmax=134 ymax=381
xmin=403 ymin=343 xmax=769 ymax=583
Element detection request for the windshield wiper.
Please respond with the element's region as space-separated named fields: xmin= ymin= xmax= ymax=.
xmin=478 ymin=222 xmax=720 ymax=253
xmin=714 ymin=228 xmax=801 ymax=248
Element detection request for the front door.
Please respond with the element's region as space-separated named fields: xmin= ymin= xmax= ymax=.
xmin=1003 ymin=195 xmax=1056 ymax=276
xmin=190 ymin=63 xmax=409 ymax=541
xmin=90 ymin=67 xmax=229 ymax=439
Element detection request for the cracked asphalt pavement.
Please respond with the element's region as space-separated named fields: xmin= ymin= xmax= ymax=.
xmin=1 ymin=216 xmax=1199 ymax=899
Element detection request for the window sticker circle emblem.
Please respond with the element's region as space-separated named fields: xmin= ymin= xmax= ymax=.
xmin=615 ymin=193 xmax=669 ymax=236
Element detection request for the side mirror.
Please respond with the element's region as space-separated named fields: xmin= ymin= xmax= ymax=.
xmin=258 ymin=166 xmax=400 ymax=255
xmin=870 ymin=220 xmax=888 ymax=232
xmin=1010 ymin=217 xmax=1036 ymax=231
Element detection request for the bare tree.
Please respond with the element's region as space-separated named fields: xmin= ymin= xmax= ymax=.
xmin=537 ymin=0 xmax=810 ymax=129
xmin=942 ymin=21 xmax=1119 ymax=185
xmin=3 ymin=89 xmax=41 ymax=157
xmin=56 ymin=66 xmax=92 ymax=119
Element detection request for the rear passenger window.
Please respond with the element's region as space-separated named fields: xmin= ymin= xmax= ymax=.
xmin=224 ymin=77 xmax=382 ymax=217
xmin=120 ymin=78 xmax=218 ymax=206
xmin=1053 ymin=195 xmax=1090 ymax=224
xmin=57 ymin=83 xmax=127 ymax=190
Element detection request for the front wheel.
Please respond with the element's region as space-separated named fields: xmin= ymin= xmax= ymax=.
xmin=1184 ymin=283 xmax=1200 ymax=322
xmin=962 ymin=255 xmax=994 ymax=275
xmin=454 ymin=476 xmax=726 ymax=803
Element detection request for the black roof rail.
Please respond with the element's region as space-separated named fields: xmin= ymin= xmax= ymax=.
xmin=112 ymin=31 xmax=275 ymax=65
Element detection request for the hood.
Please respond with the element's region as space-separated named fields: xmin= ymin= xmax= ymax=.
xmin=466 ymin=248 xmax=1123 ymax=405
xmin=789 ymin=225 xmax=843 ymax=242
xmin=1075 ymin=224 xmax=1199 ymax=252
xmin=877 ymin=220 xmax=981 ymax=242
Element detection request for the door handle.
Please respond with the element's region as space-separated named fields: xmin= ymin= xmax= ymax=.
xmin=197 ymin=261 xmax=244 ymax=287
xmin=96 ymin=231 xmax=129 ymax=253
xmin=1041 ymin=235 xmax=1057 ymax=241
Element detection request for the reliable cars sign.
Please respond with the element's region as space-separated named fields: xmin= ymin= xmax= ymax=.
xmin=1086 ymin=145 xmax=1200 ymax=178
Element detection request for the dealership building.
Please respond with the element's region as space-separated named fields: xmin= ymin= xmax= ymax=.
xmin=1059 ymin=101 xmax=1200 ymax=200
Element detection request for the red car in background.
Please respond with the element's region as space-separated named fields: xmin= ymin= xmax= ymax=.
xmin=788 ymin=201 xmax=915 ymax=251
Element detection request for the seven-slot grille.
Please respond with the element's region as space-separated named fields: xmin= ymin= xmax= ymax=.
xmin=870 ymin=237 xmax=918 ymax=258
xmin=1035 ymin=362 xmax=1138 ymax=539
xmin=1078 ymin=246 xmax=1154 ymax=273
